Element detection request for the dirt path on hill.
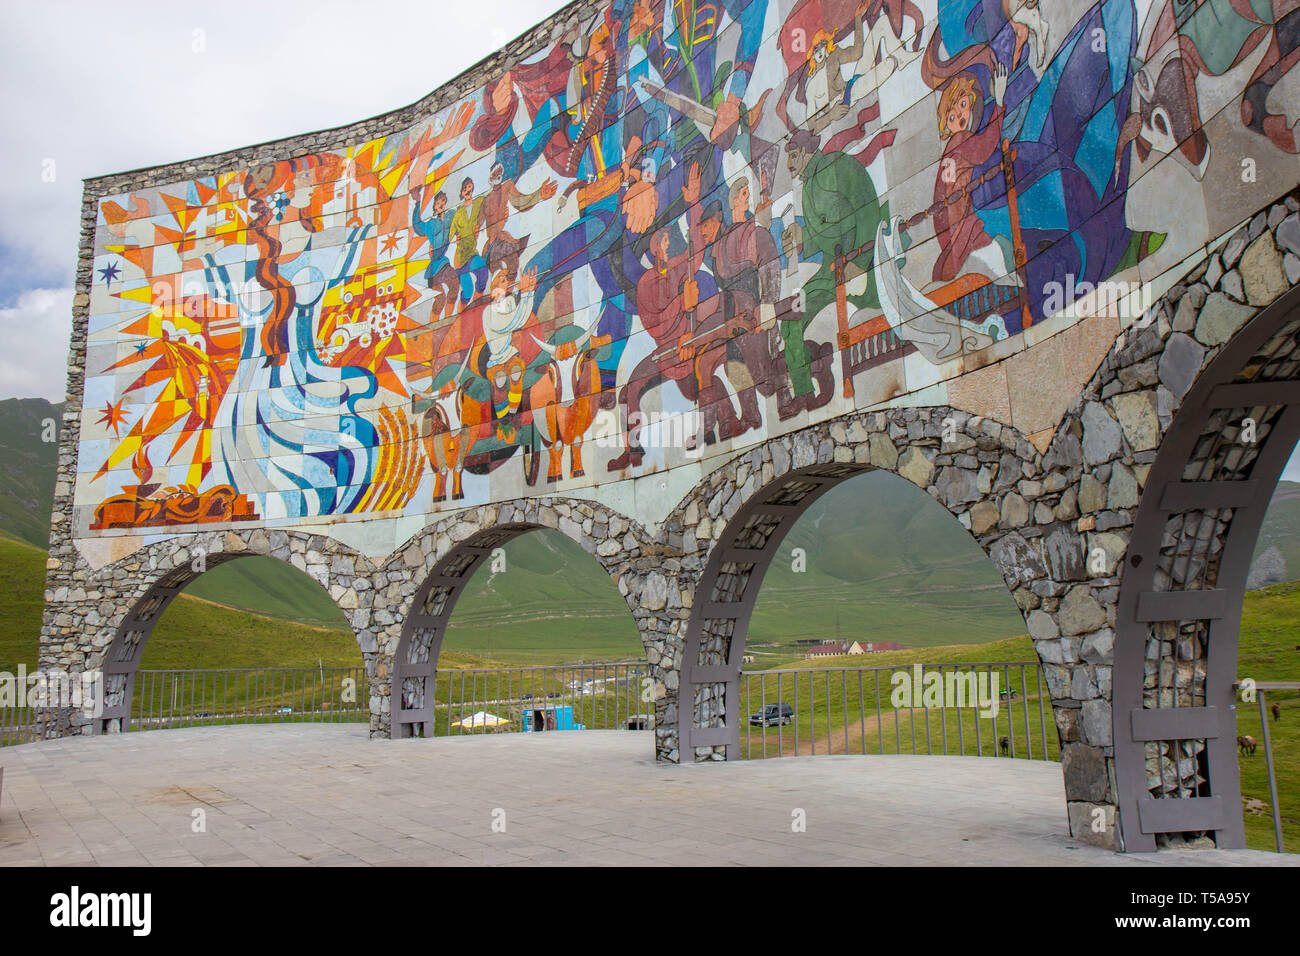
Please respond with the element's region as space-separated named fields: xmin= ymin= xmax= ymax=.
xmin=744 ymin=693 xmax=1051 ymax=758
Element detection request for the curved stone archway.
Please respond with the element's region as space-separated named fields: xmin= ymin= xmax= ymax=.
xmin=51 ymin=530 xmax=372 ymax=735
xmin=659 ymin=406 xmax=1073 ymax=766
xmin=1112 ymin=283 xmax=1300 ymax=850
xmin=391 ymin=522 xmax=539 ymax=738
xmin=374 ymin=496 xmax=688 ymax=741
xmin=1019 ymin=196 xmax=1300 ymax=848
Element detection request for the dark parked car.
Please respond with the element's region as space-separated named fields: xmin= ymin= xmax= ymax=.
xmin=749 ymin=702 xmax=793 ymax=726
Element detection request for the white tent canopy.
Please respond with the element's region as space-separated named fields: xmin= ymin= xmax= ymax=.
xmin=451 ymin=711 xmax=508 ymax=729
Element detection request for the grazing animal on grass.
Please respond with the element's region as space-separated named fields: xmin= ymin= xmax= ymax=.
xmin=1238 ymin=735 xmax=1257 ymax=756
xmin=999 ymin=736 xmax=1010 ymax=756
xmin=1272 ymin=702 xmax=1282 ymax=722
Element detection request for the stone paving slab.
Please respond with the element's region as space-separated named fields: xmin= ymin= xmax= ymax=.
xmin=0 ymin=725 xmax=1292 ymax=866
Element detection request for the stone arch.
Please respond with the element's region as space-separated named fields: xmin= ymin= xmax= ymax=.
xmin=1006 ymin=192 xmax=1300 ymax=849
xmin=1112 ymin=283 xmax=1300 ymax=850
xmin=664 ymin=406 xmax=1069 ymax=764
xmin=380 ymin=496 xmax=672 ymax=740
xmin=61 ymin=530 xmax=371 ymax=734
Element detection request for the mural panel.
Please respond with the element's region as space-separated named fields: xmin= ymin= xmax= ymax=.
xmin=73 ymin=0 xmax=1300 ymax=553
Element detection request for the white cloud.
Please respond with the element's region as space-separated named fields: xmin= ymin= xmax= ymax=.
xmin=0 ymin=0 xmax=569 ymax=400
xmin=0 ymin=288 xmax=74 ymax=402
xmin=0 ymin=0 xmax=568 ymax=292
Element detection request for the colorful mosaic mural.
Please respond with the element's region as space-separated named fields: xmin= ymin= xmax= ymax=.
xmin=75 ymin=0 xmax=1300 ymax=546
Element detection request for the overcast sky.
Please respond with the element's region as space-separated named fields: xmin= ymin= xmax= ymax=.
xmin=0 ymin=0 xmax=568 ymax=399
xmin=4 ymin=0 xmax=1298 ymax=479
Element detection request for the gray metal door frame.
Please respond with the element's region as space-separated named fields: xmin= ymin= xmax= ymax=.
xmin=95 ymin=552 xmax=243 ymax=733
xmin=677 ymin=464 xmax=867 ymax=758
xmin=1113 ymin=284 xmax=1300 ymax=850
xmin=391 ymin=523 xmax=535 ymax=738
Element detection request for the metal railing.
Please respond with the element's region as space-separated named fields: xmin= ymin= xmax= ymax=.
xmin=738 ymin=662 xmax=1057 ymax=761
xmin=129 ymin=667 xmax=369 ymax=730
xmin=3 ymin=662 xmax=1055 ymax=757
xmin=426 ymin=663 xmax=651 ymax=735
xmin=0 ymin=663 xmax=653 ymax=743
xmin=120 ymin=663 xmax=653 ymax=736
xmin=0 ymin=705 xmax=46 ymax=747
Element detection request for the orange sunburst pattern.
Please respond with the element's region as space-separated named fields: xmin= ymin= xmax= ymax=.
xmin=93 ymin=286 xmax=242 ymax=490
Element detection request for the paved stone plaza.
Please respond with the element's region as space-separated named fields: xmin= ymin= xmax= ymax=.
xmin=0 ymin=726 xmax=1292 ymax=866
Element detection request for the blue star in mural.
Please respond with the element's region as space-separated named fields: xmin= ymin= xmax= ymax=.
xmin=134 ymin=342 xmax=148 ymax=356
xmin=98 ymin=261 xmax=122 ymax=285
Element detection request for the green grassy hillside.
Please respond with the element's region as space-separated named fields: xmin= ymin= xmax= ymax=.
xmin=0 ymin=535 xmax=48 ymax=668
xmin=749 ymin=472 xmax=1028 ymax=653
xmin=185 ymin=556 xmax=351 ymax=629
xmin=1228 ymin=582 xmax=1300 ymax=852
xmin=0 ymin=397 xmax=61 ymax=549
xmin=0 ymin=536 xmax=493 ymax=671
xmin=1249 ymin=480 xmax=1300 ymax=586
xmin=169 ymin=528 xmax=647 ymax=664
xmin=442 ymin=529 xmax=644 ymax=662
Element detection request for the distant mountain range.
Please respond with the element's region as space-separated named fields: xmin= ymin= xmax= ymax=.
xmin=3 ymin=396 xmax=1298 ymax=662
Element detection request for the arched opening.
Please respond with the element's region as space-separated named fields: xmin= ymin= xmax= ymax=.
xmin=737 ymin=470 xmax=1037 ymax=757
xmin=392 ymin=522 xmax=643 ymax=738
xmin=678 ymin=457 xmax=1038 ymax=760
xmin=747 ymin=471 xmax=1028 ymax=651
xmin=97 ymin=551 xmax=361 ymax=734
xmin=1238 ymin=458 xmax=1300 ymax=852
xmin=441 ymin=529 xmax=642 ymax=664
xmin=1114 ymin=284 xmax=1300 ymax=851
